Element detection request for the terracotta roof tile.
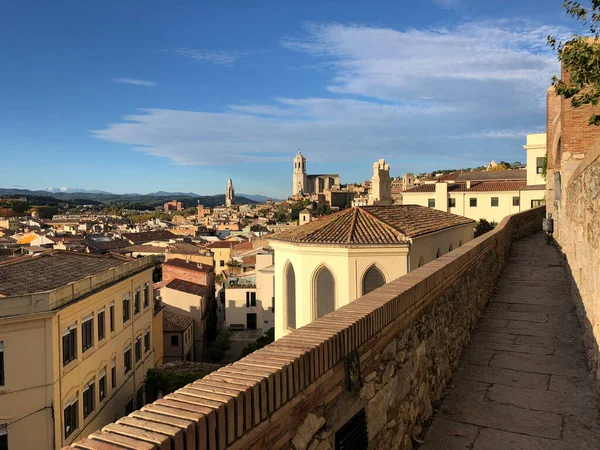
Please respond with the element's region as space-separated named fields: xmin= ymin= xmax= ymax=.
xmin=163 ymin=309 xmax=194 ymax=332
xmin=122 ymin=230 xmax=177 ymax=244
xmin=455 ymin=169 xmax=526 ymax=182
xmin=0 ymin=251 xmax=129 ymax=296
xmin=404 ymin=181 xmax=527 ymax=193
xmin=165 ymin=278 xmax=208 ymax=297
xmin=270 ymin=205 xmax=474 ymax=245
xmin=205 ymin=241 xmax=234 ymax=249
xmin=163 ymin=258 xmax=213 ymax=273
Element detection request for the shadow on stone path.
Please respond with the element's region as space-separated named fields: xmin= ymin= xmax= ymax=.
xmin=420 ymin=231 xmax=600 ymax=450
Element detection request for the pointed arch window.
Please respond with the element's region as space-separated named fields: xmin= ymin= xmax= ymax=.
xmin=315 ymin=266 xmax=335 ymax=319
xmin=285 ymin=263 xmax=296 ymax=330
xmin=362 ymin=265 xmax=386 ymax=296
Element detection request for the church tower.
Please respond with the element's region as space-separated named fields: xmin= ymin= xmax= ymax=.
xmin=226 ymin=178 xmax=235 ymax=207
xmin=368 ymin=159 xmax=393 ymax=205
xmin=292 ymin=151 xmax=307 ymax=196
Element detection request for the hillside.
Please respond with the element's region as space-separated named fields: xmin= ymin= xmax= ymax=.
xmin=0 ymin=188 xmax=258 ymax=207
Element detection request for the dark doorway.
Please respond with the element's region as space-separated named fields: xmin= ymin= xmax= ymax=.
xmin=246 ymin=313 xmax=257 ymax=330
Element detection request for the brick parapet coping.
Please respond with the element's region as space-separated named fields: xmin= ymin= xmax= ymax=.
xmin=570 ymin=139 xmax=600 ymax=183
xmin=65 ymin=207 xmax=546 ymax=450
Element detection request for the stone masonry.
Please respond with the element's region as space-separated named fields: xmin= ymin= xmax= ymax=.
xmin=421 ymin=232 xmax=600 ymax=449
xmin=555 ymin=145 xmax=600 ymax=386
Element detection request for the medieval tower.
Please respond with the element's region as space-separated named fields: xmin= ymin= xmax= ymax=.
xmin=292 ymin=151 xmax=307 ymax=196
xmin=226 ymin=178 xmax=235 ymax=207
xmin=368 ymin=159 xmax=393 ymax=205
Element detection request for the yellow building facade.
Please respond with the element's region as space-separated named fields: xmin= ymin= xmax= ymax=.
xmin=0 ymin=252 xmax=156 ymax=449
xmin=402 ymin=134 xmax=546 ymax=224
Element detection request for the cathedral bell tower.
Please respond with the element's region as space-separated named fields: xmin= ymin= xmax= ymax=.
xmin=292 ymin=151 xmax=307 ymax=196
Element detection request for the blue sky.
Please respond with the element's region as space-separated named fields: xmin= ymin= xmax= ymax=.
xmin=0 ymin=0 xmax=577 ymax=198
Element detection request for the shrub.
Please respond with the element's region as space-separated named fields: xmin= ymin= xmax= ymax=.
xmin=145 ymin=368 xmax=211 ymax=402
xmin=474 ymin=219 xmax=496 ymax=238
xmin=207 ymin=346 xmax=225 ymax=362
xmin=240 ymin=328 xmax=275 ymax=358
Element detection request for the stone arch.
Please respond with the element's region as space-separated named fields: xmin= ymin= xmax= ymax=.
xmin=362 ymin=264 xmax=387 ymax=296
xmin=554 ymin=137 xmax=562 ymax=168
xmin=313 ymin=265 xmax=336 ymax=320
xmin=284 ymin=262 xmax=296 ymax=330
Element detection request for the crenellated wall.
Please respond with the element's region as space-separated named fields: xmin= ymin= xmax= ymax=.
xmin=65 ymin=207 xmax=545 ymax=450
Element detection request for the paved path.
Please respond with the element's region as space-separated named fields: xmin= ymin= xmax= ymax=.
xmin=421 ymin=232 xmax=600 ymax=450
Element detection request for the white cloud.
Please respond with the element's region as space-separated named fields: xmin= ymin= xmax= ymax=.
xmin=168 ymin=48 xmax=250 ymax=65
xmin=432 ymin=0 xmax=462 ymax=10
xmin=95 ymin=20 xmax=569 ymax=169
xmin=113 ymin=78 xmax=157 ymax=87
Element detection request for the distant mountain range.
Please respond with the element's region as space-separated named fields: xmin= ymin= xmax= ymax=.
xmin=41 ymin=188 xmax=279 ymax=203
xmin=0 ymin=187 xmax=279 ymax=207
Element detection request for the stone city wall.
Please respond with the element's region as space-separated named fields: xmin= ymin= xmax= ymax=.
xmin=555 ymin=143 xmax=600 ymax=386
xmin=66 ymin=207 xmax=544 ymax=450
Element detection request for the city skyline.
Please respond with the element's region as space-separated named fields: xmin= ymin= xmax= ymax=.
xmin=1 ymin=0 xmax=575 ymax=198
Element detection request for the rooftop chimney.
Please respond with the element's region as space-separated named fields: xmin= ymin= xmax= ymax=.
xmin=466 ymin=180 xmax=471 ymax=189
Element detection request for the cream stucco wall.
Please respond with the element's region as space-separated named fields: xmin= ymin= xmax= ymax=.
xmin=210 ymin=247 xmax=232 ymax=275
xmin=270 ymin=242 xmax=410 ymax=340
xmin=0 ymin=267 xmax=155 ymax=450
xmin=524 ymin=133 xmax=547 ymax=186
xmin=408 ymin=224 xmax=474 ymax=271
xmin=158 ymin=288 xmax=207 ymax=361
xmin=402 ymin=189 xmax=543 ymax=224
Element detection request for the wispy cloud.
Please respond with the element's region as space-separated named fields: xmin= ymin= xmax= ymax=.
xmin=167 ymin=48 xmax=250 ymax=66
xmin=113 ymin=78 xmax=157 ymax=87
xmin=432 ymin=0 xmax=462 ymax=10
xmin=95 ymin=20 xmax=569 ymax=169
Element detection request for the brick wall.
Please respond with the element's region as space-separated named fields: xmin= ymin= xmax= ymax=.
xmin=162 ymin=264 xmax=211 ymax=287
xmin=65 ymin=207 xmax=544 ymax=450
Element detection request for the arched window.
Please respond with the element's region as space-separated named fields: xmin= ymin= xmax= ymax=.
xmin=285 ymin=263 xmax=296 ymax=330
xmin=417 ymin=256 xmax=424 ymax=268
xmin=315 ymin=266 xmax=335 ymax=319
xmin=362 ymin=265 xmax=386 ymax=295
xmin=459 ymin=239 xmax=463 ymax=247
xmin=448 ymin=243 xmax=453 ymax=252
xmin=436 ymin=248 xmax=441 ymax=258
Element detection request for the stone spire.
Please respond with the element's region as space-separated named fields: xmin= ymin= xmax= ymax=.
xmin=226 ymin=178 xmax=235 ymax=207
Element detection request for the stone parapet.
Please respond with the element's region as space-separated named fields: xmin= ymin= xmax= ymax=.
xmin=65 ymin=207 xmax=545 ymax=450
xmin=555 ymin=145 xmax=600 ymax=386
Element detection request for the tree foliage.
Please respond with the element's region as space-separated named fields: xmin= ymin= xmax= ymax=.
xmin=474 ymin=219 xmax=497 ymax=238
xmin=240 ymin=328 xmax=275 ymax=358
xmin=549 ymin=1 xmax=600 ymax=125
xmin=145 ymin=367 xmax=212 ymax=402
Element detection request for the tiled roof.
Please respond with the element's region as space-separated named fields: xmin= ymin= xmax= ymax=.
xmin=205 ymin=241 xmax=234 ymax=249
xmin=163 ymin=309 xmax=194 ymax=333
xmin=165 ymin=278 xmax=209 ymax=297
xmin=163 ymin=258 xmax=213 ymax=273
xmin=520 ymin=184 xmax=546 ymax=191
xmin=455 ymin=170 xmax=526 ymax=182
xmin=122 ymin=230 xmax=177 ymax=244
xmin=404 ymin=181 xmax=527 ymax=193
xmin=119 ymin=245 xmax=166 ymax=254
xmin=270 ymin=205 xmax=474 ymax=245
xmin=0 ymin=251 xmax=129 ymax=296
xmin=85 ymin=235 xmax=130 ymax=252
xmin=167 ymin=242 xmax=208 ymax=255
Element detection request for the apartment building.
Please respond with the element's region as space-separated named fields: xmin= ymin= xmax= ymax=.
xmin=402 ymin=134 xmax=547 ymax=223
xmin=225 ymin=250 xmax=274 ymax=331
xmin=0 ymin=251 xmax=156 ymax=449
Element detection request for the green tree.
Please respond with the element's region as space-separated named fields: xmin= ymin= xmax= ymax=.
xmin=240 ymin=328 xmax=275 ymax=357
xmin=474 ymin=219 xmax=497 ymax=238
xmin=549 ymin=1 xmax=600 ymax=125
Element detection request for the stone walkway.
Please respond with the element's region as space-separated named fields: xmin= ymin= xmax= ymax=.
xmin=421 ymin=232 xmax=600 ymax=450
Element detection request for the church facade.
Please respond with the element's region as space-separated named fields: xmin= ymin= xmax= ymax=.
xmin=292 ymin=151 xmax=341 ymax=196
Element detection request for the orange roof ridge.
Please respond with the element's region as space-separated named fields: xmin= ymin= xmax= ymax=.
xmin=358 ymin=206 xmax=408 ymax=242
xmin=346 ymin=207 xmax=358 ymax=243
